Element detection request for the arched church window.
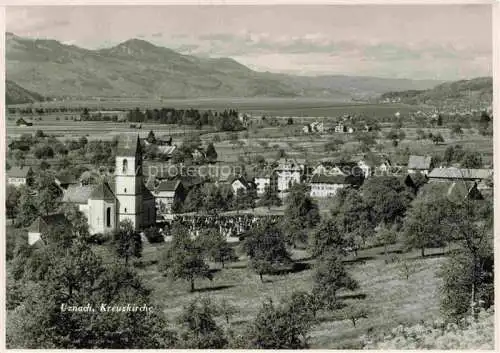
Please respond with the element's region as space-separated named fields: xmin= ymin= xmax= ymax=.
xmin=122 ymin=159 xmax=128 ymax=173
xmin=106 ymin=207 xmax=111 ymax=228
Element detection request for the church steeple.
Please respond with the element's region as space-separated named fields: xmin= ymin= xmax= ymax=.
xmin=115 ymin=134 xmax=143 ymax=230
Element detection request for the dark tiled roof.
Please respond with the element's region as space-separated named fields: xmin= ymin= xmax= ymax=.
xmin=157 ymin=179 xmax=181 ymax=192
xmin=89 ymin=182 xmax=116 ymax=200
xmin=8 ymin=166 xmax=32 ymax=178
xmin=116 ymin=134 xmax=142 ymax=157
xmin=55 ymin=172 xmax=77 ymax=185
xmin=310 ymin=173 xmax=363 ymax=186
xmin=27 ymin=213 xmax=70 ymax=234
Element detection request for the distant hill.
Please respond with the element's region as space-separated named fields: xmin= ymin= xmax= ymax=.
xmin=6 ymin=79 xmax=45 ymax=104
xmin=6 ymin=32 xmax=441 ymax=101
xmin=379 ymin=77 xmax=492 ymax=108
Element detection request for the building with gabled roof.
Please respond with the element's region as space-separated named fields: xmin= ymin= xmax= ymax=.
xmin=154 ymin=179 xmax=185 ymax=214
xmin=7 ymin=166 xmax=34 ymax=187
xmin=408 ymin=155 xmax=432 ymax=176
xmin=61 ymin=134 xmax=156 ymax=235
xmin=428 ymin=167 xmax=492 ymax=183
xmin=309 ymin=173 xmax=364 ymax=198
xmin=27 ymin=213 xmax=71 ymax=245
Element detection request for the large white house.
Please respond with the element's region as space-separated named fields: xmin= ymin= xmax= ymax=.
xmin=274 ymin=159 xmax=304 ymax=192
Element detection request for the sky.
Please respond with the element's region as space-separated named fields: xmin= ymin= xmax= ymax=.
xmin=6 ymin=5 xmax=492 ymax=80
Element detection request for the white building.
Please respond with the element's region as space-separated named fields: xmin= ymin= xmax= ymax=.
xmin=309 ymin=174 xmax=350 ymax=198
xmin=58 ymin=134 xmax=156 ymax=237
xmin=274 ymin=159 xmax=304 ymax=192
xmin=7 ymin=166 xmax=33 ymax=187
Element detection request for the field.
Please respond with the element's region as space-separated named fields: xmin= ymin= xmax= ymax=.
xmin=113 ymin=240 xmax=447 ymax=349
xmin=6 ymin=98 xmax=493 ymax=169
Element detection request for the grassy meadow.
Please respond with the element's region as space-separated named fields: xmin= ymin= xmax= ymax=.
xmin=103 ymin=240 xmax=447 ymax=349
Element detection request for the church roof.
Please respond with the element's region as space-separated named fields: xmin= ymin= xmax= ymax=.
xmin=89 ymin=182 xmax=116 ymax=200
xmin=62 ymin=185 xmax=95 ymax=204
xmin=117 ymin=134 xmax=142 ymax=157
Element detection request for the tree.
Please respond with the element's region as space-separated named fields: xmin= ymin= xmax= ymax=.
xmin=146 ymin=130 xmax=156 ymax=144
xmin=113 ymin=220 xmax=142 ymax=264
xmin=312 ymin=251 xmax=358 ymax=310
xmin=6 ymin=185 xmax=20 ymax=219
xmin=461 ymin=151 xmax=483 ymax=169
xmin=242 ymin=220 xmax=291 ymax=282
xmin=35 ymin=129 xmax=45 ymax=139
xmin=205 ymin=142 xmax=218 ymax=163
xmin=244 ymin=297 xmax=313 ymax=348
xmin=7 ymin=221 xmax=176 ymax=348
xmin=257 ymin=184 xmax=281 ymax=208
xmin=311 ymin=217 xmax=351 ymax=258
xmin=402 ymin=193 xmax=451 ymax=257
xmin=361 ymin=177 xmax=414 ymax=226
xmin=218 ymin=298 xmax=238 ymax=324
xmin=177 ymin=297 xmax=228 ymax=348
xmin=376 ymin=222 xmax=398 ymax=260
xmin=158 ymin=224 xmax=213 ymax=292
xmin=332 ymin=188 xmax=376 ymax=254
xmin=283 ymin=183 xmax=320 ymax=247
xmin=336 ymin=301 xmax=369 ymax=327
xmin=451 ymin=124 xmax=464 ymax=137
xmin=416 ymin=129 xmax=426 ymax=140
xmin=198 ymin=229 xmax=237 ymax=268
xmin=437 ymin=114 xmax=443 ymax=126
xmin=15 ymin=186 xmax=39 ymax=227
xmin=439 ymin=248 xmax=493 ymax=321
xmin=432 ymin=133 xmax=445 ymax=145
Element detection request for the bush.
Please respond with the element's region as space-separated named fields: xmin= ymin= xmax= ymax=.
xmin=362 ymin=309 xmax=494 ymax=349
xmin=143 ymin=227 xmax=164 ymax=243
xmin=86 ymin=232 xmax=111 ymax=245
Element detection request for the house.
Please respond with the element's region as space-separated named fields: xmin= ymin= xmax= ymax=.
xmin=192 ymin=148 xmax=206 ymax=162
xmin=154 ymin=179 xmax=185 ymax=214
xmin=357 ymin=160 xmax=372 ymax=178
xmin=254 ymin=171 xmax=277 ymax=196
xmin=231 ymin=176 xmax=254 ymax=195
xmin=157 ymin=135 xmax=173 ymax=146
xmin=419 ymin=181 xmax=484 ymax=204
xmin=407 ymin=155 xmax=432 ymax=176
xmin=428 ymin=167 xmax=493 ymax=184
xmin=27 ymin=213 xmax=71 ymax=246
xmin=16 ymin=118 xmax=33 ymax=127
xmin=309 ymin=173 xmax=364 ymax=198
xmin=55 ymin=172 xmax=78 ymax=190
xmin=7 ymin=166 xmax=34 ymax=187
xmin=61 ymin=134 xmax=156 ymax=234
xmin=274 ymin=158 xmax=305 ymax=192
xmin=376 ymin=159 xmax=393 ymax=175
xmin=334 ymin=123 xmax=346 ymax=133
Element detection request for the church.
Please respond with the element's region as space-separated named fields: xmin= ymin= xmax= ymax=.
xmin=28 ymin=134 xmax=156 ymax=245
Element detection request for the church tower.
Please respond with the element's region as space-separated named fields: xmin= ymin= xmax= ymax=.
xmin=115 ymin=134 xmax=143 ymax=230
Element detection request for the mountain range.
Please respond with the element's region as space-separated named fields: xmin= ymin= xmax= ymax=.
xmin=379 ymin=77 xmax=492 ymax=108
xmin=6 ymin=32 xmax=444 ymax=101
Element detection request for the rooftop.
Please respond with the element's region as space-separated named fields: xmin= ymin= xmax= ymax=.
xmin=408 ymin=155 xmax=432 ymax=170
xmin=428 ymin=167 xmax=492 ymax=180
